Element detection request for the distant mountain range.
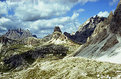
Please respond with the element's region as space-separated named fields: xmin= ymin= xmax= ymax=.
xmin=2 ymin=28 xmax=37 ymax=40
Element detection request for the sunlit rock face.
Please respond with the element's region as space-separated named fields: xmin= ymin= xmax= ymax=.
xmin=74 ymin=0 xmax=121 ymax=64
xmin=64 ymin=15 xmax=106 ymax=44
xmin=47 ymin=26 xmax=69 ymax=44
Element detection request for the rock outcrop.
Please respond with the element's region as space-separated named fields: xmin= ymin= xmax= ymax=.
xmin=3 ymin=44 xmax=68 ymax=69
xmin=110 ymin=0 xmax=121 ymax=34
xmin=3 ymin=28 xmax=35 ymax=40
xmin=0 ymin=36 xmax=22 ymax=45
xmin=23 ymin=37 xmax=40 ymax=46
xmin=47 ymin=26 xmax=69 ymax=44
xmin=64 ymin=15 xmax=106 ymax=44
xmin=74 ymin=0 xmax=121 ymax=64
xmin=54 ymin=26 xmax=62 ymax=33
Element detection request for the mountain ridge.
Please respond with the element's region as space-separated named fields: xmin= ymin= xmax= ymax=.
xmin=64 ymin=15 xmax=106 ymax=44
xmin=74 ymin=0 xmax=121 ymax=64
xmin=3 ymin=28 xmax=37 ymax=40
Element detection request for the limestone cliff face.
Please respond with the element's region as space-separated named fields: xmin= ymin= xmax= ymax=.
xmin=64 ymin=16 xmax=106 ymax=44
xmin=74 ymin=0 xmax=121 ymax=64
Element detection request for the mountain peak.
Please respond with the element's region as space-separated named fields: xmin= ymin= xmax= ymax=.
xmin=54 ymin=26 xmax=62 ymax=33
xmin=114 ymin=0 xmax=121 ymax=19
xmin=109 ymin=0 xmax=121 ymax=34
xmin=107 ymin=11 xmax=113 ymax=22
xmin=74 ymin=0 xmax=121 ymax=63
xmin=64 ymin=16 xmax=106 ymax=44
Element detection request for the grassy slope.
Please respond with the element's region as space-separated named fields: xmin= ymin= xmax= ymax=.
xmin=1 ymin=57 xmax=121 ymax=79
xmin=1 ymin=38 xmax=121 ymax=79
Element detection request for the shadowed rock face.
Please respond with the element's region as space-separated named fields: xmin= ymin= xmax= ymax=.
xmin=64 ymin=16 xmax=106 ymax=44
xmin=0 ymin=36 xmax=23 ymax=45
xmin=110 ymin=0 xmax=121 ymax=34
xmin=3 ymin=28 xmax=35 ymax=40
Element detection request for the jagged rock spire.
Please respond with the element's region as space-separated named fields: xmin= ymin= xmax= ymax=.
xmin=3 ymin=28 xmax=34 ymax=40
xmin=108 ymin=11 xmax=113 ymax=22
xmin=109 ymin=0 xmax=121 ymax=34
xmin=54 ymin=26 xmax=62 ymax=33
xmin=114 ymin=0 xmax=121 ymax=18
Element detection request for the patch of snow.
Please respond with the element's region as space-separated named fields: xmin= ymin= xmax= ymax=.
xmin=49 ymin=38 xmax=66 ymax=44
xmin=76 ymin=34 xmax=121 ymax=64
xmin=97 ymin=35 xmax=121 ymax=64
xmin=76 ymin=34 xmax=112 ymax=58
xmin=97 ymin=46 xmax=121 ymax=64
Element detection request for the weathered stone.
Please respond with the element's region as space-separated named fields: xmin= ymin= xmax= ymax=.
xmin=64 ymin=16 xmax=106 ymax=44
xmin=3 ymin=28 xmax=35 ymax=40
xmin=101 ymin=35 xmax=119 ymax=51
xmin=3 ymin=44 xmax=68 ymax=69
xmin=110 ymin=0 xmax=121 ymax=34
xmin=54 ymin=26 xmax=62 ymax=33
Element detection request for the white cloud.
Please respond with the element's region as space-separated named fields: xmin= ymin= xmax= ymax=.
xmin=109 ymin=0 xmax=119 ymax=6
xmin=4 ymin=0 xmax=97 ymax=21
xmin=0 ymin=17 xmax=10 ymax=23
xmin=0 ymin=2 xmax=8 ymax=16
xmin=0 ymin=12 xmax=81 ymax=37
xmin=97 ymin=11 xmax=109 ymax=17
xmin=0 ymin=0 xmax=98 ymax=37
xmin=75 ymin=9 xmax=85 ymax=13
xmin=22 ymin=12 xmax=81 ymax=37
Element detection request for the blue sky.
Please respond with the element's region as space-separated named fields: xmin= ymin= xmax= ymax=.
xmin=0 ymin=0 xmax=120 ymax=38
xmin=70 ymin=0 xmax=119 ymax=23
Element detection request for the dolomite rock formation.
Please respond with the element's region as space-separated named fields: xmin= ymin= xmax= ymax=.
xmin=74 ymin=0 xmax=121 ymax=64
xmin=64 ymin=15 xmax=106 ymax=44
xmin=3 ymin=28 xmax=35 ymax=40
xmin=48 ymin=26 xmax=69 ymax=44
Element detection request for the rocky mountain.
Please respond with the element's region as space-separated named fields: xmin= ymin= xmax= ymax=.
xmin=74 ymin=0 xmax=121 ymax=64
xmin=47 ymin=26 xmax=70 ymax=44
xmin=0 ymin=36 xmax=23 ymax=45
xmin=0 ymin=26 xmax=79 ymax=71
xmin=64 ymin=15 xmax=106 ymax=44
xmin=3 ymin=44 xmax=68 ymax=69
xmin=3 ymin=28 xmax=36 ymax=40
xmin=1 ymin=1 xmax=121 ymax=79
